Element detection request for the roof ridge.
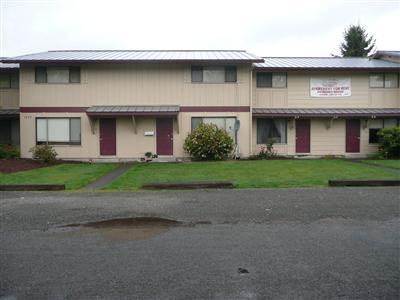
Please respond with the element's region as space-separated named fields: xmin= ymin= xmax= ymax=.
xmin=47 ymin=49 xmax=248 ymax=52
xmin=262 ymin=56 xmax=369 ymax=59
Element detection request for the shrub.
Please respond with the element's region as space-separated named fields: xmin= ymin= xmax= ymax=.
xmin=30 ymin=144 xmax=58 ymax=163
xmin=257 ymin=141 xmax=277 ymax=159
xmin=183 ymin=123 xmax=234 ymax=160
xmin=0 ymin=144 xmax=20 ymax=159
xmin=377 ymin=127 xmax=400 ymax=158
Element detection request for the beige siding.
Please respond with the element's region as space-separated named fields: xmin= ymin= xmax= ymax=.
xmin=20 ymin=64 xmax=252 ymax=107
xmin=252 ymin=118 xmax=380 ymax=157
xmin=20 ymin=112 xmax=251 ymax=159
xmin=253 ymin=71 xmax=400 ymax=108
xmin=0 ymin=89 xmax=19 ymax=109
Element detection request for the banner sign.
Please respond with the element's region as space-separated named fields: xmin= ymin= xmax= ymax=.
xmin=310 ymin=77 xmax=351 ymax=97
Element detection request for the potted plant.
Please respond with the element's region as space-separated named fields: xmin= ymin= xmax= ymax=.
xmin=144 ymin=151 xmax=153 ymax=162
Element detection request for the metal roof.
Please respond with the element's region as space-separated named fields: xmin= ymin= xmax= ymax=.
xmin=252 ymin=108 xmax=400 ymax=117
xmin=254 ymin=57 xmax=400 ymax=70
xmin=86 ymin=105 xmax=180 ymax=116
xmin=0 ymin=58 xmax=19 ymax=69
xmin=2 ymin=50 xmax=263 ymax=63
xmin=373 ymin=50 xmax=400 ymax=58
xmin=0 ymin=109 xmax=20 ymax=116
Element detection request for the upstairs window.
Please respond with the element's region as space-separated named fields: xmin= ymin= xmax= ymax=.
xmin=35 ymin=66 xmax=81 ymax=84
xmin=0 ymin=73 xmax=19 ymax=89
xmin=257 ymin=72 xmax=287 ymax=88
xmin=191 ymin=66 xmax=237 ymax=83
xmin=369 ymin=73 xmax=398 ymax=88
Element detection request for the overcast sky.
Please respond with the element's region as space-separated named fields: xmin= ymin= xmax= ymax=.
xmin=1 ymin=0 xmax=399 ymax=57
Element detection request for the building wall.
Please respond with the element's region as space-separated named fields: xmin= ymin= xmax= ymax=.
xmin=253 ymin=70 xmax=400 ymax=108
xmin=0 ymin=89 xmax=19 ymax=109
xmin=20 ymin=112 xmax=251 ymax=159
xmin=20 ymin=64 xmax=252 ymax=107
xmin=252 ymin=118 xmax=379 ymax=157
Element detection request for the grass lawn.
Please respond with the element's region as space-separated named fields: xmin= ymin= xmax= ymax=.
xmin=0 ymin=163 xmax=118 ymax=190
xmin=104 ymin=159 xmax=400 ymax=190
xmin=361 ymin=159 xmax=400 ymax=169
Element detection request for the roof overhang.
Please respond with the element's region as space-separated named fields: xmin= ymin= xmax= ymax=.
xmin=86 ymin=105 xmax=180 ymax=117
xmin=0 ymin=109 xmax=20 ymax=118
xmin=252 ymin=108 xmax=400 ymax=118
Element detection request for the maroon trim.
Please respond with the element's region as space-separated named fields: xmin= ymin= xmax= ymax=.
xmin=87 ymin=112 xmax=178 ymax=116
xmin=180 ymin=106 xmax=250 ymax=112
xmin=253 ymin=113 xmax=400 ymax=117
xmin=254 ymin=67 xmax=400 ymax=72
xmin=20 ymin=107 xmax=88 ymax=113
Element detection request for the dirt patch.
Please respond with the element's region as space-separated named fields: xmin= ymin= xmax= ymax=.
xmin=0 ymin=159 xmax=48 ymax=173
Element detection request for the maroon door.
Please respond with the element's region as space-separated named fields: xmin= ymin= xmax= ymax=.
xmin=156 ymin=118 xmax=173 ymax=155
xmin=346 ymin=119 xmax=360 ymax=153
xmin=99 ymin=118 xmax=116 ymax=155
xmin=296 ymin=119 xmax=311 ymax=153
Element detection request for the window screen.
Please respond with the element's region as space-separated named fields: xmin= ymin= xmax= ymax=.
xmin=203 ymin=66 xmax=225 ymax=83
xmin=369 ymin=73 xmax=398 ymax=88
xmin=69 ymin=67 xmax=81 ymax=83
xmin=35 ymin=67 xmax=47 ymax=83
xmin=47 ymin=67 xmax=69 ymax=83
xmin=225 ymin=66 xmax=237 ymax=82
xmin=384 ymin=73 xmax=399 ymax=88
xmin=257 ymin=119 xmax=287 ymax=144
xmin=257 ymin=73 xmax=272 ymax=88
xmin=191 ymin=66 xmax=203 ymax=82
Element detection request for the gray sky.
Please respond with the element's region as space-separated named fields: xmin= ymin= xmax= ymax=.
xmin=1 ymin=0 xmax=399 ymax=57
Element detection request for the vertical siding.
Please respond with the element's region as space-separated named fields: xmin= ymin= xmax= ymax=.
xmin=253 ymin=70 xmax=400 ymax=108
xmin=20 ymin=64 xmax=252 ymax=107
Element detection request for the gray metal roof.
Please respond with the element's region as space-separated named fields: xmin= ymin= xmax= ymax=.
xmin=0 ymin=109 xmax=20 ymax=116
xmin=252 ymin=108 xmax=400 ymax=117
xmin=0 ymin=58 xmax=19 ymax=69
xmin=373 ymin=50 xmax=400 ymax=58
xmin=254 ymin=57 xmax=400 ymax=69
xmin=2 ymin=50 xmax=263 ymax=63
xmin=86 ymin=105 xmax=180 ymax=115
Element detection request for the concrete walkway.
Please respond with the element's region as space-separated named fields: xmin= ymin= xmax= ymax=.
xmin=349 ymin=159 xmax=400 ymax=172
xmin=84 ymin=163 xmax=133 ymax=189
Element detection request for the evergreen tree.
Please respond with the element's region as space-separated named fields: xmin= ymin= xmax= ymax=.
xmin=340 ymin=25 xmax=376 ymax=57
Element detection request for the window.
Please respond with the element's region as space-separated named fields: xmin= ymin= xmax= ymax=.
xmin=191 ymin=117 xmax=237 ymax=141
xmin=369 ymin=118 xmax=400 ymax=143
xmin=36 ymin=118 xmax=81 ymax=145
xmin=191 ymin=66 xmax=237 ymax=83
xmin=35 ymin=66 xmax=81 ymax=84
xmin=0 ymin=73 xmax=19 ymax=89
xmin=257 ymin=119 xmax=287 ymax=144
xmin=257 ymin=72 xmax=287 ymax=88
xmin=369 ymin=73 xmax=399 ymax=88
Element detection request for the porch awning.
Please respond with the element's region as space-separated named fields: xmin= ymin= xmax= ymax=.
xmin=0 ymin=109 xmax=19 ymax=118
xmin=252 ymin=108 xmax=400 ymax=118
xmin=86 ymin=105 xmax=180 ymax=116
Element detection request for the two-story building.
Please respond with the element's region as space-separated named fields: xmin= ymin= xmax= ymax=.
xmin=1 ymin=50 xmax=399 ymax=160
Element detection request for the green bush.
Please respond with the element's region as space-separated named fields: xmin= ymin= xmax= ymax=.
xmin=29 ymin=144 xmax=58 ymax=163
xmin=377 ymin=127 xmax=400 ymax=158
xmin=183 ymin=123 xmax=234 ymax=160
xmin=0 ymin=144 xmax=20 ymax=159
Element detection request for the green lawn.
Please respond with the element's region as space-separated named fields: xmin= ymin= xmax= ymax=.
xmin=361 ymin=159 xmax=400 ymax=169
xmin=0 ymin=163 xmax=118 ymax=190
xmin=104 ymin=159 xmax=400 ymax=190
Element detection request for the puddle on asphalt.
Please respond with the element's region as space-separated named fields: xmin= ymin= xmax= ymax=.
xmin=57 ymin=217 xmax=184 ymax=242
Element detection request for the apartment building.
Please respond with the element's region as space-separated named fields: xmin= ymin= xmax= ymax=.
xmin=1 ymin=50 xmax=399 ymax=160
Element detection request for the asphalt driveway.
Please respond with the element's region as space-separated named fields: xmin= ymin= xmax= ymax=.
xmin=0 ymin=187 xmax=399 ymax=299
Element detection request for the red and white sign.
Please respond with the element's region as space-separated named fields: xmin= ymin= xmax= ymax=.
xmin=310 ymin=77 xmax=351 ymax=97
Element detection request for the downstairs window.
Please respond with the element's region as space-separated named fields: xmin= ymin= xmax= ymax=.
xmin=257 ymin=118 xmax=287 ymax=144
xmin=36 ymin=118 xmax=81 ymax=145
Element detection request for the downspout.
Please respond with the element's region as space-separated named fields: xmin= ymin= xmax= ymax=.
xmin=249 ymin=65 xmax=253 ymax=157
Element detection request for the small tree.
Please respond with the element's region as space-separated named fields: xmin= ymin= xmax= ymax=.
xmin=340 ymin=24 xmax=375 ymax=57
xmin=377 ymin=127 xmax=400 ymax=158
xmin=183 ymin=123 xmax=234 ymax=160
